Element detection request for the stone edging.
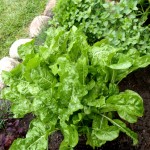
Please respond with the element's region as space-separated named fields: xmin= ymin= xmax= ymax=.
xmin=0 ymin=0 xmax=56 ymax=91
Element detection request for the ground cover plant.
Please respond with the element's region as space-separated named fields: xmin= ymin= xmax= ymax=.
xmin=0 ymin=0 xmax=150 ymax=150
xmin=52 ymin=0 xmax=150 ymax=54
xmin=0 ymin=0 xmax=47 ymax=58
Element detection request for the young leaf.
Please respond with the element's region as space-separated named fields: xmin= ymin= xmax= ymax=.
xmin=60 ymin=123 xmax=78 ymax=149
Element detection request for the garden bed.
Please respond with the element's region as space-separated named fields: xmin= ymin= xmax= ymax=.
xmin=0 ymin=66 xmax=150 ymax=150
xmin=0 ymin=1 xmax=149 ymax=150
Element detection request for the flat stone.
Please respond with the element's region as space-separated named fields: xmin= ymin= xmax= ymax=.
xmin=29 ymin=15 xmax=50 ymax=38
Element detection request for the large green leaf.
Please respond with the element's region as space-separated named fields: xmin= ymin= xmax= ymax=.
xmin=87 ymin=115 xmax=119 ymax=148
xmin=10 ymin=119 xmax=55 ymax=150
xmin=60 ymin=123 xmax=78 ymax=150
xmin=101 ymin=114 xmax=138 ymax=145
xmin=92 ymin=115 xmax=119 ymax=141
xmin=93 ymin=126 xmax=119 ymax=141
xmin=102 ymin=90 xmax=144 ymax=123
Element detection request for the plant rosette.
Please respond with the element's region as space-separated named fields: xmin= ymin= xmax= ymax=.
xmin=1 ymin=26 xmax=150 ymax=150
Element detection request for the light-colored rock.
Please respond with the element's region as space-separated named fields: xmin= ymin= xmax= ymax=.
xmin=0 ymin=81 xmax=5 ymax=90
xmin=29 ymin=15 xmax=50 ymax=38
xmin=43 ymin=0 xmax=56 ymax=17
xmin=0 ymin=57 xmax=19 ymax=73
xmin=9 ymin=38 xmax=32 ymax=59
xmin=0 ymin=57 xmax=19 ymax=90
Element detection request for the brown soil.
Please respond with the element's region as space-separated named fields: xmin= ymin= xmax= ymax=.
xmin=0 ymin=114 xmax=34 ymax=150
xmin=0 ymin=66 xmax=150 ymax=150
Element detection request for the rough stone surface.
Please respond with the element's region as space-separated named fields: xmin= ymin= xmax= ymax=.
xmin=0 ymin=81 xmax=5 ymax=90
xmin=29 ymin=15 xmax=50 ymax=38
xmin=0 ymin=57 xmax=19 ymax=73
xmin=0 ymin=57 xmax=19 ymax=90
xmin=9 ymin=39 xmax=32 ymax=59
xmin=43 ymin=0 xmax=56 ymax=17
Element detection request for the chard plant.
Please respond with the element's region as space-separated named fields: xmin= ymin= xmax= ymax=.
xmin=1 ymin=26 xmax=150 ymax=150
xmin=1 ymin=0 xmax=150 ymax=149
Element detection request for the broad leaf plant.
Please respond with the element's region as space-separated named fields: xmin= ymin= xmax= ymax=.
xmin=1 ymin=0 xmax=150 ymax=149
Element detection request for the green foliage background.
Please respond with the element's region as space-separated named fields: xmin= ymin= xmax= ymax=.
xmin=53 ymin=0 xmax=150 ymax=54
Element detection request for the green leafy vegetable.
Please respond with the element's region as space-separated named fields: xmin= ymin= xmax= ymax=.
xmin=101 ymin=90 xmax=144 ymax=123
xmin=1 ymin=26 xmax=149 ymax=149
xmin=52 ymin=0 xmax=150 ymax=54
xmin=1 ymin=0 xmax=150 ymax=149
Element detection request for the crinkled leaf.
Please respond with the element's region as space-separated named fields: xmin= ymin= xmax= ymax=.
xmin=72 ymin=113 xmax=83 ymax=124
xmin=93 ymin=126 xmax=119 ymax=141
xmin=103 ymin=90 xmax=144 ymax=123
xmin=60 ymin=123 xmax=78 ymax=149
xmin=10 ymin=119 xmax=55 ymax=150
xmin=87 ymin=96 xmax=106 ymax=108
